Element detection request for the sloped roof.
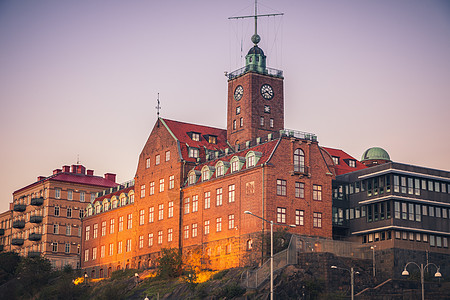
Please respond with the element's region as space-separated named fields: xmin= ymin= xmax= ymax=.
xmin=161 ymin=118 xmax=229 ymax=162
xmin=322 ymin=147 xmax=367 ymax=176
xmin=92 ymin=186 xmax=134 ymax=205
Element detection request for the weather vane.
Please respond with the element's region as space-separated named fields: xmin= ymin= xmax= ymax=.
xmin=156 ymin=93 xmax=161 ymax=126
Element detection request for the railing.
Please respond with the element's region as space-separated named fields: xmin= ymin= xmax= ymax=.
xmin=28 ymin=251 xmax=40 ymax=258
xmin=11 ymin=238 xmax=24 ymax=246
xmin=30 ymin=215 xmax=43 ymax=223
xmin=31 ymin=197 xmax=44 ymax=206
xmin=13 ymin=204 xmax=26 ymax=212
xmin=29 ymin=233 xmax=42 ymax=241
xmin=12 ymin=220 xmax=25 ymax=229
xmin=280 ymin=129 xmax=318 ymax=142
xmin=228 ymin=66 xmax=283 ymax=80
xmin=242 ymin=234 xmax=297 ymax=289
xmin=0 ymin=229 xmax=4 ymax=235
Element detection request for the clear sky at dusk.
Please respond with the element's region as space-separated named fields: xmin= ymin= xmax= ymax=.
xmin=1 ymin=0 xmax=449 ymax=212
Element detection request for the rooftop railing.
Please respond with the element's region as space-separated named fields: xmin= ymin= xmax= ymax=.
xmin=228 ymin=66 xmax=283 ymax=80
xmin=280 ymin=129 xmax=318 ymax=142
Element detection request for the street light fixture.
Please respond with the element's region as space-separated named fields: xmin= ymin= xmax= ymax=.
xmin=402 ymin=261 xmax=441 ymax=300
xmin=244 ymin=210 xmax=295 ymax=300
xmin=330 ymin=265 xmax=359 ymax=300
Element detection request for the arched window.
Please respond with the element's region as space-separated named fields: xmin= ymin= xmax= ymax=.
xmin=247 ymin=239 xmax=253 ymax=250
xmin=215 ymin=161 xmax=224 ymax=177
xmin=103 ymin=199 xmax=109 ymax=212
xmin=202 ymin=166 xmax=214 ymax=181
xmin=294 ymin=149 xmax=305 ymax=173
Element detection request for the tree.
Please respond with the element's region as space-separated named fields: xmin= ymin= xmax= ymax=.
xmin=157 ymin=248 xmax=183 ymax=278
xmin=0 ymin=251 xmax=21 ymax=284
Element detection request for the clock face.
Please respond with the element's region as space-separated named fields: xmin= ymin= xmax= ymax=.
xmin=261 ymin=84 xmax=274 ymax=100
xmin=234 ymin=85 xmax=244 ymax=101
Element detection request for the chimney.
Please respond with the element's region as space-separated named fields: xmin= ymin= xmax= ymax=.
xmin=104 ymin=173 xmax=116 ymax=183
xmin=62 ymin=166 xmax=70 ymax=172
xmin=87 ymin=170 xmax=94 ymax=176
xmin=53 ymin=169 xmax=62 ymax=175
xmin=37 ymin=176 xmax=46 ymax=181
xmin=77 ymin=165 xmax=86 ymax=175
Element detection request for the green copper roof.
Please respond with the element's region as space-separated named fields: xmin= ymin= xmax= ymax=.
xmin=361 ymin=147 xmax=391 ymax=162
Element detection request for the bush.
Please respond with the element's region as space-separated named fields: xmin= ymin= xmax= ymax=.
xmin=157 ymin=248 xmax=183 ymax=278
xmin=211 ymin=269 xmax=229 ymax=280
xmin=214 ymin=283 xmax=246 ymax=298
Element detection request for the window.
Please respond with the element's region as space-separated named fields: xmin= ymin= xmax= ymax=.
xmin=54 ymin=224 xmax=59 ymax=234
xmin=159 ymin=179 xmax=164 ymax=192
xmin=247 ymin=153 xmax=255 ymax=167
xmin=295 ymin=182 xmax=305 ymax=198
xmin=264 ymin=105 xmax=270 ymax=113
xmin=66 ymin=224 xmax=71 ymax=236
xmin=117 ymin=241 xmax=123 ymax=254
xmin=429 ymin=206 xmax=434 ymax=217
xmin=402 ymin=202 xmax=407 ymax=219
xmin=394 ymin=202 xmax=400 ymax=219
xmin=168 ymin=201 xmax=173 ymax=218
xmin=233 ymin=120 xmax=236 ymax=130
xmin=192 ymin=132 xmax=200 ymax=141
xmin=165 ymin=151 xmax=170 ymax=161
xmin=189 ymin=148 xmax=199 ymax=158
xmin=149 ymin=207 xmax=154 ymax=223
xmin=409 ymin=203 xmax=414 ymax=221
xmin=64 ymin=207 xmax=72 ymax=218
xmin=394 ymin=175 xmax=400 ymax=192
xmin=240 ymin=117 xmax=243 ymax=127
xmin=158 ymin=231 xmax=163 ymax=244
xmin=126 ymin=239 xmax=132 ymax=252
xmin=270 ymin=118 xmax=274 ymax=128
xmin=231 ymin=158 xmax=240 ymax=173
xmin=294 ymin=149 xmax=305 ymax=173
xmin=236 ymin=106 xmax=241 ymax=115
xmin=188 ymin=172 xmax=197 ymax=185
xmin=90 ymin=192 xmax=95 ymax=202
xmin=118 ymin=216 xmax=124 ymax=232
xmin=204 ymin=220 xmax=210 ymax=235
xmin=168 ymin=228 xmax=173 ymax=242
xmin=84 ymin=249 xmax=89 ymax=261
xmin=313 ymin=185 xmax=322 ymax=201
xmin=92 ymin=247 xmax=97 ymax=260
xmin=216 ymin=217 xmax=222 ymax=232
xmin=146 ymin=158 xmax=151 ymax=168
xmin=228 ymin=185 xmax=235 ymax=203
xmin=109 ymin=243 xmax=114 ymax=256
xmin=139 ymin=209 xmax=145 ymax=225
xmin=155 ymin=154 xmax=160 ymax=165
xmin=192 ymin=223 xmax=198 ymax=237
xmin=100 ymin=245 xmax=105 ymax=258
xmin=202 ymin=167 xmax=210 ymax=181
xmin=277 ymin=179 xmax=287 ymax=196
xmin=415 ymin=204 xmax=421 ymax=222
xmin=295 ymin=210 xmax=304 ymax=226
xmin=139 ymin=236 xmax=144 ymax=248
xmin=313 ymin=212 xmax=322 ymax=228
xmin=127 ymin=214 xmax=132 ymax=229
xmin=192 ymin=195 xmax=198 ymax=212
xmin=140 ymin=185 xmax=145 ymax=198
xmin=205 ymin=191 xmax=211 ymax=209
xmin=216 ymin=188 xmax=223 ymax=206
xmin=228 ymin=214 xmax=235 ymax=229
xmin=85 ymin=226 xmax=90 ymax=241
xmin=158 ymin=204 xmax=164 ymax=220
xmin=184 ymin=225 xmax=189 ymax=239
xmin=55 ymin=188 xmax=61 ymax=199
xmin=54 ymin=206 xmax=60 ymax=216
xmin=66 ymin=190 xmax=73 ymax=201
xmin=93 ymin=223 xmax=98 ymax=238
xmin=148 ymin=233 xmax=153 ymax=247
xmin=260 ymin=116 xmax=264 ymax=126
xmin=110 ymin=219 xmax=115 ymax=234
xmin=169 ymin=175 xmax=174 ymax=189
xmin=277 ymin=207 xmax=286 ymax=223
xmin=216 ymin=163 xmax=224 ymax=177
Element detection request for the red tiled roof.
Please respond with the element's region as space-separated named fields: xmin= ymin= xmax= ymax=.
xmin=92 ymin=186 xmax=134 ymax=205
xmin=321 ymin=147 xmax=367 ymax=175
xmin=162 ymin=118 xmax=228 ymax=162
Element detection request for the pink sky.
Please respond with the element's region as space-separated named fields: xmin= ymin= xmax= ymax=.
xmin=1 ymin=0 xmax=449 ymax=212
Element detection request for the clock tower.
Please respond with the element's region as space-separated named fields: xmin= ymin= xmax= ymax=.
xmin=226 ymin=39 xmax=284 ymax=146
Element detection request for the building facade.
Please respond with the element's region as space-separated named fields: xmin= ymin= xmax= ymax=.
xmin=6 ymin=164 xmax=117 ymax=269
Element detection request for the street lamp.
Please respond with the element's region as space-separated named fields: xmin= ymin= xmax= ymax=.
xmin=244 ymin=210 xmax=295 ymax=300
xmin=331 ymin=265 xmax=359 ymax=300
xmin=370 ymin=245 xmax=376 ymax=277
xmin=402 ymin=261 xmax=442 ymax=300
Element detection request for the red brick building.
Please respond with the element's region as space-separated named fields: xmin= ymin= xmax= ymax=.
xmin=81 ymin=36 xmax=341 ymax=276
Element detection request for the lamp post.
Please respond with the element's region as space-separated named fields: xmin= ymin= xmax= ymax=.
xmin=370 ymin=245 xmax=376 ymax=277
xmin=331 ymin=265 xmax=359 ymax=300
xmin=402 ymin=261 xmax=442 ymax=300
xmin=244 ymin=210 xmax=295 ymax=300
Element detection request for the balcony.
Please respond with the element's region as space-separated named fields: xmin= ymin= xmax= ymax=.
xmin=28 ymin=251 xmax=40 ymax=258
xmin=28 ymin=233 xmax=42 ymax=241
xmin=30 ymin=215 xmax=43 ymax=223
xmin=228 ymin=66 xmax=283 ymax=80
xmin=12 ymin=220 xmax=25 ymax=229
xmin=13 ymin=204 xmax=26 ymax=212
xmin=0 ymin=245 xmax=4 ymax=251
xmin=280 ymin=129 xmax=318 ymax=142
xmin=0 ymin=229 xmax=4 ymax=236
xmin=11 ymin=238 xmax=24 ymax=246
xmin=31 ymin=197 xmax=44 ymax=206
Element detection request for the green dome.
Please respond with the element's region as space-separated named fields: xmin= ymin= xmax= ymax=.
xmin=361 ymin=147 xmax=390 ymax=162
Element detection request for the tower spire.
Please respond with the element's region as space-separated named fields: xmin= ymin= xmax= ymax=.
xmin=156 ymin=93 xmax=161 ymax=127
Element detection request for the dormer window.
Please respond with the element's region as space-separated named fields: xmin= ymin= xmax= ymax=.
xmin=246 ymin=151 xmax=262 ymax=168
xmin=230 ymin=156 xmax=245 ymax=173
xmin=215 ymin=161 xmax=230 ymax=177
xmin=332 ymin=156 xmax=340 ymax=165
xmin=204 ymin=135 xmax=217 ymax=144
xmin=188 ymin=170 xmax=201 ymax=185
xmin=201 ymin=166 xmax=215 ymax=181
xmin=348 ymin=159 xmax=356 ymax=168
xmin=103 ymin=199 xmax=109 ymax=212
xmin=189 ymin=147 xmax=199 ymax=158
xmin=191 ymin=132 xmax=200 ymax=141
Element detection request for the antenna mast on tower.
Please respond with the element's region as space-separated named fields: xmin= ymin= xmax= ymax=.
xmin=156 ymin=93 xmax=161 ymax=127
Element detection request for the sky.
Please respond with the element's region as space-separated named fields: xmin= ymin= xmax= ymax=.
xmin=1 ymin=0 xmax=449 ymax=212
